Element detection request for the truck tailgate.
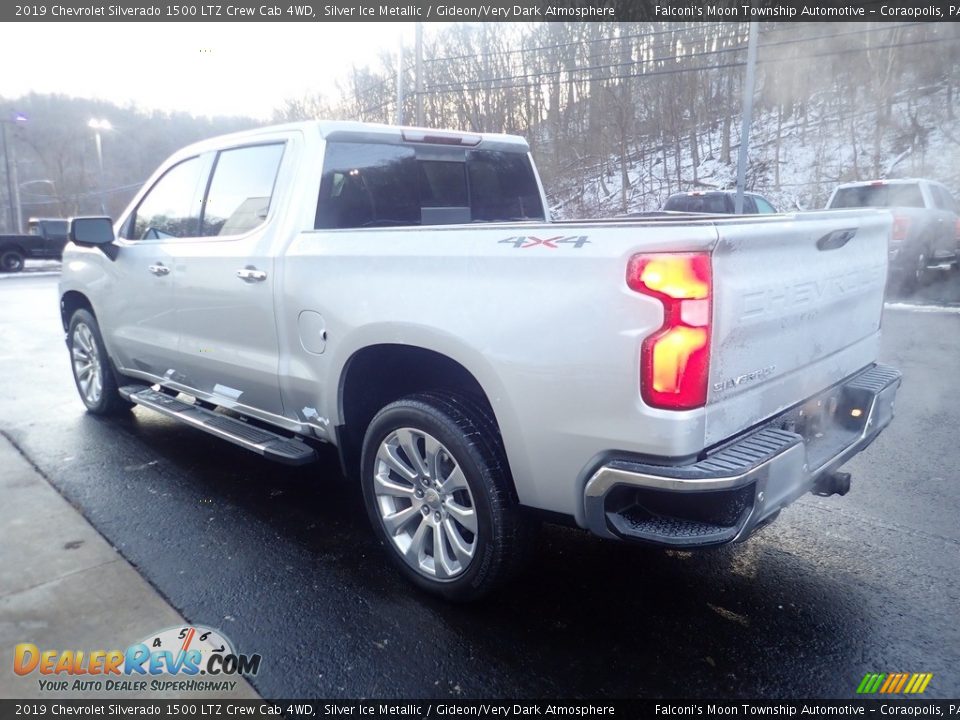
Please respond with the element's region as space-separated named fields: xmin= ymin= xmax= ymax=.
xmin=705 ymin=209 xmax=890 ymax=447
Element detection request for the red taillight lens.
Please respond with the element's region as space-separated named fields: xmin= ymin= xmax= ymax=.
xmin=627 ymin=253 xmax=711 ymax=410
xmin=892 ymin=215 xmax=910 ymax=243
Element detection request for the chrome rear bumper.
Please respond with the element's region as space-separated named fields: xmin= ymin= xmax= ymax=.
xmin=583 ymin=364 xmax=901 ymax=547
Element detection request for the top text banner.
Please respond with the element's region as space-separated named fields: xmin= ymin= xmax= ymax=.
xmin=5 ymin=0 xmax=959 ymax=23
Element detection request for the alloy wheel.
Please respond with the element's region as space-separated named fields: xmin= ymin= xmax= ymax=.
xmin=373 ymin=427 xmax=478 ymax=580
xmin=71 ymin=322 xmax=103 ymax=406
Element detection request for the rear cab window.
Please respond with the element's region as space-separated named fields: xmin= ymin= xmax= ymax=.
xmin=830 ymin=183 xmax=925 ymax=209
xmin=662 ymin=193 xmax=731 ymax=213
xmin=315 ymin=141 xmax=544 ymax=229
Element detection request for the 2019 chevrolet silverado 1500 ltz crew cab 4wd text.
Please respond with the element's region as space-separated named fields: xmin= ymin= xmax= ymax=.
xmin=59 ymin=122 xmax=901 ymax=600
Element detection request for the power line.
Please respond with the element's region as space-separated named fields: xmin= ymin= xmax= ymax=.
xmin=18 ymin=181 xmax=146 ymax=205
xmin=428 ymin=28 xmax=747 ymax=82
xmin=424 ymin=26 xmax=952 ymax=97
xmin=426 ymin=22 xmax=928 ymax=94
xmin=425 ymin=22 xmax=734 ymax=65
xmin=424 ymin=20 xmax=920 ymax=77
xmin=329 ymin=23 xmax=954 ymax=123
xmin=427 ymin=43 xmax=748 ymax=92
xmin=429 ymin=60 xmax=750 ymax=97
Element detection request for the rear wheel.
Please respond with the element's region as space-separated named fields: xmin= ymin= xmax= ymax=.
xmin=1 ymin=249 xmax=24 ymax=273
xmin=67 ymin=309 xmax=133 ymax=415
xmin=360 ymin=392 xmax=534 ymax=601
xmin=901 ymin=249 xmax=928 ymax=294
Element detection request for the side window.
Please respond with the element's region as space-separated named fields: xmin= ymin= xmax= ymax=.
xmin=124 ymin=157 xmax=205 ymax=240
xmin=741 ymin=195 xmax=758 ymax=214
xmin=316 ymin=142 xmax=419 ymax=229
xmin=932 ymin=185 xmax=957 ymax=213
xmin=753 ymin=196 xmax=777 ymax=214
xmin=201 ymin=143 xmax=285 ymax=237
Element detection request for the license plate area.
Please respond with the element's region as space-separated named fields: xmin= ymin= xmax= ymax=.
xmin=782 ymin=393 xmax=834 ymax=442
xmin=772 ymin=382 xmax=869 ymax=470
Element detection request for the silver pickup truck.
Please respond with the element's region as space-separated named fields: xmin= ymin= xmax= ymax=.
xmin=60 ymin=122 xmax=901 ymax=600
xmin=827 ymin=178 xmax=960 ymax=291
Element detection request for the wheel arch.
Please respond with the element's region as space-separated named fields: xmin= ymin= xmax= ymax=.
xmin=336 ymin=343 xmax=518 ymax=498
xmin=60 ymin=290 xmax=95 ymax=332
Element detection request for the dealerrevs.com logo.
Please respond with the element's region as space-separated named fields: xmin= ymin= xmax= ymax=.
xmin=13 ymin=625 xmax=261 ymax=693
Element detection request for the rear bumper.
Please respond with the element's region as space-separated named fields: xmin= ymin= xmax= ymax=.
xmin=583 ymin=364 xmax=901 ymax=547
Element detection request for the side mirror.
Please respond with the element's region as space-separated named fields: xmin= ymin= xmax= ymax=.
xmin=70 ymin=216 xmax=115 ymax=246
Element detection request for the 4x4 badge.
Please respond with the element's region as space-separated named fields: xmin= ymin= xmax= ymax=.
xmin=499 ymin=235 xmax=590 ymax=249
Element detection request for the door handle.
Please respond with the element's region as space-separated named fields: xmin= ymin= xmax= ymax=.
xmin=148 ymin=263 xmax=170 ymax=276
xmin=236 ymin=268 xmax=267 ymax=282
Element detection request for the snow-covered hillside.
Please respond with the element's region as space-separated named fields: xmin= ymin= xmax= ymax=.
xmin=549 ymin=79 xmax=960 ymax=218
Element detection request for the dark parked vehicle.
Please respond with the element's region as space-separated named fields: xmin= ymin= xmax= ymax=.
xmin=0 ymin=217 xmax=69 ymax=272
xmin=826 ymin=178 xmax=959 ymax=291
xmin=662 ymin=190 xmax=778 ymax=214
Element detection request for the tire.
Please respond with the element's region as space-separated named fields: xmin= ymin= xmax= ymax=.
xmin=1 ymin=248 xmax=25 ymax=273
xmin=67 ymin=309 xmax=133 ymax=415
xmin=901 ymin=249 xmax=928 ymax=294
xmin=360 ymin=392 xmax=535 ymax=601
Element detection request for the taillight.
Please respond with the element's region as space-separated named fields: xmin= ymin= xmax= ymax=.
xmin=892 ymin=215 xmax=910 ymax=243
xmin=627 ymin=253 xmax=711 ymax=410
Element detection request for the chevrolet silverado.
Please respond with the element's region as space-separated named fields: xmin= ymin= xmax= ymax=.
xmin=59 ymin=122 xmax=901 ymax=600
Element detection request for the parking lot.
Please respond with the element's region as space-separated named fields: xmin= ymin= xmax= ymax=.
xmin=1 ymin=272 xmax=958 ymax=699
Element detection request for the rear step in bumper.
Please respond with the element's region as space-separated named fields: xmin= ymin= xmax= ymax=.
xmin=120 ymin=386 xmax=317 ymax=466
xmin=583 ymin=364 xmax=901 ymax=548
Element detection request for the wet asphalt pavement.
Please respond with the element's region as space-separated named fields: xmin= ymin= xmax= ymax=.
xmin=1 ymin=274 xmax=959 ymax=700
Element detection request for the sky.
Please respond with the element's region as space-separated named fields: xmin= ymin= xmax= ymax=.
xmin=2 ymin=22 xmax=421 ymax=119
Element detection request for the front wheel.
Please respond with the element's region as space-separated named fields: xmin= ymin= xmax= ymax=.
xmin=0 ymin=249 xmax=24 ymax=273
xmin=67 ymin=309 xmax=133 ymax=415
xmin=360 ymin=392 xmax=534 ymax=601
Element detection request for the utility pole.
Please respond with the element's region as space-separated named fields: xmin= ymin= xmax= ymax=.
xmin=415 ymin=22 xmax=424 ymax=126
xmin=88 ymin=119 xmax=111 ymax=215
xmin=396 ymin=36 xmax=405 ymax=126
xmin=1 ymin=122 xmax=16 ymax=232
xmin=734 ymin=22 xmax=759 ymax=215
xmin=1 ymin=114 xmax=26 ymax=233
